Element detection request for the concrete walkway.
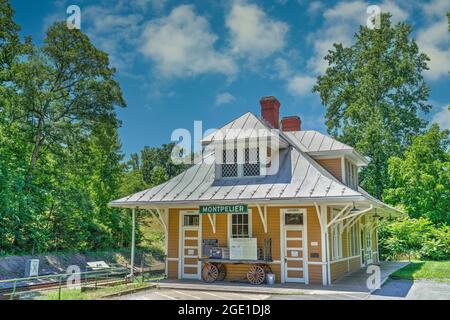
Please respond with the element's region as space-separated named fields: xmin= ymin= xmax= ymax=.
xmin=149 ymin=261 xmax=409 ymax=297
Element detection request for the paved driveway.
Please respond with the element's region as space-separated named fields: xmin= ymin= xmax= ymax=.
xmin=116 ymin=288 xmax=365 ymax=300
xmin=370 ymin=279 xmax=450 ymax=300
xmin=114 ymin=262 xmax=449 ymax=300
xmin=116 ymin=289 xmax=271 ymax=300
xmin=116 ymin=281 xmax=449 ymax=300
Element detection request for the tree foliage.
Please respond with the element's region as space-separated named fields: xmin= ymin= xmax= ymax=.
xmin=313 ymin=13 xmax=431 ymax=199
xmin=0 ymin=2 xmax=131 ymax=254
xmin=379 ymin=217 xmax=450 ymax=261
xmin=384 ymin=124 xmax=450 ymax=225
xmin=119 ymin=143 xmax=185 ymax=196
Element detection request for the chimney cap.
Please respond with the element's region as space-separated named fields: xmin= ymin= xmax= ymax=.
xmin=260 ymin=96 xmax=279 ymax=102
xmin=260 ymin=96 xmax=280 ymax=129
xmin=282 ymin=115 xmax=301 ymax=120
xmin=281 ymin=115 xmax=302 ymax=132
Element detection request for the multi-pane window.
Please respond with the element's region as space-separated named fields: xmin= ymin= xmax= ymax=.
xmin=222 ymin=149 xmax=238 ymax=177
xmin=243 ymin=148 xmax=260 ymax=177
xmin=183 ymin=214 xmax=199 ymax=226
xmin=220 ymin=147 xmax=261 ymax=178
xmin=349 ymin=224 xmax=358 ymax=256
xmin=285 ymin=213 xmax=303 ymax=225
xmin=231 ymin=213 xmax=249 ymax=238
xmin=366 ymin=228 xmax=372 ymax=257
xmin=331 ymin=210 xmax=343 ymax=260
xmin=345 ymin=159 xmax=358 ymax=189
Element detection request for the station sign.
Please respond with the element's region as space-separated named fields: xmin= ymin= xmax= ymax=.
xmin=199 ymin=204 xmax=248 ymax=214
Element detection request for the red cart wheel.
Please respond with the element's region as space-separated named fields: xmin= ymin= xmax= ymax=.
xmin=247 ymin=265 xmax=266 ymax=285
xmin=216 ymin=263 xmax=227 ymax=281
xmin=202 ymin=263 xmax=219 ymax=282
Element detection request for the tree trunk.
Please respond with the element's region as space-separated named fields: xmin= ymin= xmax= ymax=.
xmin=27 ymin=117 xmax=45 ymax=183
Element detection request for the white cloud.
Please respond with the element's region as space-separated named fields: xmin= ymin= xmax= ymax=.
xmin=287 ymin=75 xmax=316 ymax=96
xmin=273 ymin=57 xmax=293 ymax=79
xmin=215 ymin=92 xmax=236 ymax=106
xmin=307 ymin=0 xmax=409 ymax=74
xmin=433 ymin=104 xmax=450 ymax=131
xmin=307 ymin=1 xmax=324 ymax=15
xmin=82 ymin=5 xmax=144 ymax=70
xmin=421 ymin=0 xmax=450 ymax=19
xmin=133 ymin=0 xmax=167 ymax=11
xmin=226 ymin=1 xmax=288 ymax=60
xmin=416 ymin=0 xmax=450 ymax=81
xmin=140 ymin=5 xmax=237 ymax=78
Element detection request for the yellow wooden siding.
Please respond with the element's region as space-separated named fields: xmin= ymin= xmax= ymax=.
xmin=306 ymin=207 xmax=322 ymax=263
xmin=330 ymin=260 xmax=347 ymax=281
xmin=167 ymin=260 xmax=178 ymax=279
xmin=349 ymin=256 xmax=361 ymax=272
xmin=199 ymin=207 xmax=282 ymax=282
xmin=167 ymin=209 xmax=179 ymax=259
xmin=308 ymin=264 xmax=323 ymax=284
xmin=165 ymin=205 xmax=326 ymax=284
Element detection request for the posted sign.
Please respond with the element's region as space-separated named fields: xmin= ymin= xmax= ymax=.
xmin=199 ymin=204 xmax=248 ymax=214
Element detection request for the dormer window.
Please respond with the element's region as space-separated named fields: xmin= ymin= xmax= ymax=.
xmin=222 ymin=149 xmax=238 ymax=177
xmin=344 ymin=159 xmax=358 ymax=189
xmin=243 ymin=147 xmax=260 ymax=176
xmin=220 ymin=146 xmax=261 ymax=178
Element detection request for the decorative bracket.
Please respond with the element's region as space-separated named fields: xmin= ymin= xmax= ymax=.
xmin=207 ymin=214 xmax=216 ymax=234
xmin=255 ymin=203 xmax=268 ymax=233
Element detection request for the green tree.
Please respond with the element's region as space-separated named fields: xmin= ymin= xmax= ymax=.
xmin=139 ymin=143 xmax=184 ymax=185
xmin=0 ymin=0 xmax=36 ymax=254
xmin=384 ymin=124 xmax=450 ymax=225
xmin=313 ymin=13 xmax=431 ymax=199
xmin=9 ymin=22 xmax=126 ymax=179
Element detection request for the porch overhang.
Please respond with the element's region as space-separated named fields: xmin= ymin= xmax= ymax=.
xmin=108 ymin=195 xmax=370 ymax=209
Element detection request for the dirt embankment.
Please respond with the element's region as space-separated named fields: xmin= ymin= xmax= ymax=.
xmin=0 ymin=249 xmax=162 ymax=280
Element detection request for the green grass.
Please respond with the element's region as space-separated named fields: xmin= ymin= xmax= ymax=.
xmin=38 ymin=276 xmax=164 ymax=300
xmin=391 ymin=261 xmax=450 ymax=280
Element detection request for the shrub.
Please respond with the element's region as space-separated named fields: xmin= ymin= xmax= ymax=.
xmin=379 ymin=217 xmax=450 ymax=261
xmin=420 ymin=226 xmax=450 ymax=260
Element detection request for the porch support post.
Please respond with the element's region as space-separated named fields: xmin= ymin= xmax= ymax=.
xmin=314 ymin=202 xmax=329 ymax=286
xmin=376 ymin=227 xmax=380 ymax=264
xmin=130 ymin=207 xmax=136 ymax=278
xmin=323 ymin=205 xmax=331 ymax=286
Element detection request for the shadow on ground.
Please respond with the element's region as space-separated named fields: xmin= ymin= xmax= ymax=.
xmin=371 ymin=279 xmax=414 ymax=298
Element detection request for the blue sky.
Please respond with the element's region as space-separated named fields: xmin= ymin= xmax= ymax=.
xmin=10 ymin=0 xmax=450 ymax=157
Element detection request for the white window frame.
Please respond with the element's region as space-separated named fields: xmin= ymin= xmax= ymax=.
xmin=331 ymin=209 xmax=343 ymax=260
xmin=344 ymin=158 xmax=358 ymax=189
xmin=349 ymin=224 xmax=358 ymax=256
xmin=227 ymin=210 xmax=253 ymax=242
xmin=217 ymin=141 xmax=264 ymax=179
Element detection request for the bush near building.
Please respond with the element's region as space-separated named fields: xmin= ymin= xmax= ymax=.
xmin=379 ymin=217 xmax=450 ymax=261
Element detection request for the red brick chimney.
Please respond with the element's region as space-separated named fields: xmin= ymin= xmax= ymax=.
xmin=260 ymin=96 xmax=280 ymax=129
xmin=281 ymin=116 xmax=301 ymax=132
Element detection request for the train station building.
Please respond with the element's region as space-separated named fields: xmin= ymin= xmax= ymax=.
xmin=110 ymin=96 xmax=401 ymax=286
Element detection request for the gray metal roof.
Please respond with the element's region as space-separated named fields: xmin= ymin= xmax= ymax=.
xmin=110 ymin=144 xmax=365 ymax=207
xmin=201 ymin=112 xmax=287 ymax=146
xmin=285 ymin=131 xmax=352 ymax=152
xmin=110 ymin=112 xmax=391 ymax=210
